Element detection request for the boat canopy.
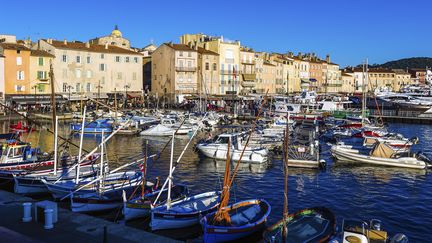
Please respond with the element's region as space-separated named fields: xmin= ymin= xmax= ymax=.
xmin=370 ymin=143 xmax=396 ymax=158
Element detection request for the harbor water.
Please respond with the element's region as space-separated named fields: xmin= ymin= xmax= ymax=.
xmin=2 ymin=121 xmax=431 ymax=241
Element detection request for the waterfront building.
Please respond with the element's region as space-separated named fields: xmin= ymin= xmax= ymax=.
xmin=29 ymin=50 xmax=55 ymax=94
xmin=180 ymin=33 xmax=241 ymax=95
xmin=0 ymin=42 xmax=31 ymax=95
xmin=368 ymin=69 xmax=395 ymax=91
xmin=262 ymin=60 xmax=277 ymax=94
xmin=197 ymin=47 xmax=219 ymax=96
xmin=140 ymin=44 xmax=158 ymax=92
xmin=293 ymin=54 xmax=310 ymax=92
xmin=392 ymin=69 xmax=412 ymax=91
xmin=321 ymin=55 xmax=342 ymax=93
xmin=37 ymin=38 xmax=143 ymax=98
xmin=309 ymin=57 xmax=324 ymax=91
xmin=408 ymin=68 xmax=426 ymax=84
xmin=254 ymin=53 xmax=265 ymax=94
xmin=341 ymin=72 xmax=356 ymax=94
xmin=151 ymin=43 xmax=198 ymax=104
xmin=276 ymin=55 xmax=295 ymax=94
xmin=89 ymin=25 xmax=131 ymax=50
xmin=239 ymin=48 xmax=256 ymax=94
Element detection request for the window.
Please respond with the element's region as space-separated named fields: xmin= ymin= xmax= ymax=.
xmin=17 ymin=71 xmax=25 ymax=80
xmin=205 ymin=62 xmax=209 ymax=70
xmin=134 ymin=57 xmax=138 ymax=63
xmin=179 ymin=51 xmax=183 ymax=57
xmin=15 ymin=85 xmax=25 ymax=92
xmin=16 ymin=57 xmax=22 ymax=65
xmin=179 ymin=74 xmax=183 ymax=82
xmin=86 ymin=83 xmax=91 ymax=92
xmin=76 ymin=83 xmax=81 ymax=92
xmin=188 ymin=73 xmax=192 ymax=82
xmin=179 ymin=60 xmax=183 ymax=67
xmin=37 ymin=71 xmax=47 ymax=80
xmin=117 ymin=72 xmax=122 ymax=79
xmin=99 ymin=64 xmax=106 ymax=71
xmin=38 ymin=57 xmax=44 ymax=66
xmin=100 ymin=54 xmax=105 ymax=59
xmin=62 ymin=83 xmax=67 ymax=92
xmin=188 ymin=61 xmax=192 ymax=67
xmin=213 ymin=63 xmax=217 ymax=71
xmin=86 ymin=70 xmax=92 ymax=78
xmin=133 ymin=72 xmax=137 ymax=80
xmin=125 ymin=57 xmax=130 ymax=63
xmin=87 ymin=56 xmax=91 ymax=64
xmin=76 ymin=56 xmax=81 ymax=63
xmin=188 ymin=52 xmax=191 ymax=57
xmin=75 ymin=69 xmax=82 ymax=78
xmin=62 ymin=55 xmax=67 ymax=62
xmin=115 ymin=56 xmax=120 ymax=62
xmin=38 ymin=85 xmax=44 ymax=93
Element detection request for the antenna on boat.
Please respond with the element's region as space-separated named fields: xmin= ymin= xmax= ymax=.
xmin=98 ymin=130 xmax=105 ymax=193
xmin=282 ymin=112 xmax=290 ymax=239
xmin=141 ymin=140 xmax=148 ymax=198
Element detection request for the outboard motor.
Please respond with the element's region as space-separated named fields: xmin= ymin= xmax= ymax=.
xmin=390 ymin=234 xmax=409 ymax=243
xmin=417 ymin=152 xmax=432 ymax=165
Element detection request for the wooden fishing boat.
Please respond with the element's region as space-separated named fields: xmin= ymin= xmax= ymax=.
xmin=150 ymin=191 xmax=221 ymax=231
xmin=13 ymin=162 xmax=98 ymax=195
xmin=262 ymin=207 xmax=336 ymax=243
xmin=201 ymin=199 xmax=271 ymax=243
xmin=123 ymin=184 xmax=189 ymax=221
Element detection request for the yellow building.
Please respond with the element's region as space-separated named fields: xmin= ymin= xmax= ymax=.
xmin=368 ymin=69 xmax=395 ymax=91
xmin=197 ymin=47 xmax=219 ymax=95
xmin=239 ymin=48 xmax=256 ymax=94
xmin=29 ymin=50 xmax=55 ymax=94
xmin=180 ymin=33 xmax=241 ymax=95
xmin=392 ymin=69 xmax=411 ymax=91
xmin=341 ymin=72 xmax=356 ymax=94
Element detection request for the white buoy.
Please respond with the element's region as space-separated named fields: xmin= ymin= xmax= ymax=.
xmin=22 ymin=202 xmax=32 ymax=222
xmin=44 ymin=209 xmax=54 ymax=229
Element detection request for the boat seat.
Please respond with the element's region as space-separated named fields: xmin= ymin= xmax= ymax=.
xmin=230 ymin=204 xmax=261 ymax=225
xmin=367 ymin=229 xmax=387 ymax=242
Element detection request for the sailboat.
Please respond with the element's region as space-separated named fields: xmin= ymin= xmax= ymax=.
xmin=200 ymin=138 xmax=271 ymax=242
xmin=150 ymin=127 xmax=220 ymax=231
xmin=123 ymin=141 xmax=189 ymax=221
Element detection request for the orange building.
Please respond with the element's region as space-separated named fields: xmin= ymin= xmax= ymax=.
xmin=0 ymin=43 xmax=31 ymax=94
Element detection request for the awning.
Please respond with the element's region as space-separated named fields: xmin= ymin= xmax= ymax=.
xmin=301 ymin=79 xmax=310 ymax=83
xmin=6 ymin=94 xmax=66 ymax=104
xmin=127 ymin=92 xmax=143 ymax=99
xmin=84 ymin=92 xmax=109 ymax=99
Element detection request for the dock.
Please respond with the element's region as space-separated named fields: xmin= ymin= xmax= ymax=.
xmin=0 ymin=190 xmax=180 ymax=243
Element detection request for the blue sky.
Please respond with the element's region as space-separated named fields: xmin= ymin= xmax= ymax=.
xmin=1 ymin=0 xmax=431 ymax=66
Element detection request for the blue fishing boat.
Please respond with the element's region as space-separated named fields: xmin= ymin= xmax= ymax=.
xmin=201 ymin=199 xmax=271 ymax=243
xmin=70 ymin=119 xmax=113 ymax=134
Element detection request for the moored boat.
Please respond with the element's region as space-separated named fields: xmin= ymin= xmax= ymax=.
xmin=262 ymin=207 xmax=336 ymax=243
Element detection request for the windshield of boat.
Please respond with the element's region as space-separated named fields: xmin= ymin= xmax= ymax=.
xmin=215 ymin=136 xmax=230 ymax=144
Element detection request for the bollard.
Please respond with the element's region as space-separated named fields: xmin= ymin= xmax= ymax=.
xmin=44 ymin=209 xmax=54 ymax=229
xmin=22 ymin=202 xmax=32 ymax=222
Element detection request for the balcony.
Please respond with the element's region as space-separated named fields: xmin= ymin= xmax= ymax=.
xmin=241 ymin=80 xmax=255 ymax=88
xmin=175 ymin=67 xmax=197 ymax=72
xmin=242 ymin=73 xmax=256 ymax=81
xmin=241 ymin=60 xmax=255 ymax=65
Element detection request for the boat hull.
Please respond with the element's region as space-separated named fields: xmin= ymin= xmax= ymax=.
xmin=150 ymin=191 xmax=220 ymax=231
xmin=196 ymin=145 xmax=268 ymax=163
xmin=331 ymin=145 xmax=427 ymax=169
xmin=201 ymin=199 xmax=271 ymax=243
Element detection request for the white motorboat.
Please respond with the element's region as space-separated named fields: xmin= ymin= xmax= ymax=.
xmin=150 ymin=191 xmax=220 ymax=231
xmin=196 ymin=133 xmax=269 ymax=163
xmin=160 ymin=118 xmax=192 ymax=135
xmin=140 ymin=124 xmax=176 ymax=137
xmin=331 ymin=142 xmax=432 ymax=169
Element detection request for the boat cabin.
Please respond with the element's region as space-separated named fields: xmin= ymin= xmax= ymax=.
xmin=0 ymin=143 xmax=37 ymax=164
xmin=161 ymin=118 xmax=177 ymax=126
xmin=213 ymin=133 xmax=244 ymax=150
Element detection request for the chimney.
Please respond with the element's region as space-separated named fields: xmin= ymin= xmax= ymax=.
xmin=63 ymin=39 xmax=67 ymax=45
xmin=326 ymin=54 xmax=330 ymax=63
xmin=85 ymin=42 xmax=90 ymax=48
xmin=297 ymin=52 xmax=302 ymax=58
xmin=104 ymin=43 xmax=108 ymax=49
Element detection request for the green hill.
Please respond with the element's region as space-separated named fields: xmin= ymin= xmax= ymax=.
xmin=372 ymin=57 xmax=432 ymax=69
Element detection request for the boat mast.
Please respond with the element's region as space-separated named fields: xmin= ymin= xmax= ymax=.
xmin=99 ymin=130 xmax=105 ymax=193
xmin=49 ymin=62 xmax=57 ymax=131
xmin=76 ymin=106 xmax=87 ymax=183
xmin=361 ymin=59 xmax=368 ymax=127
xmin=166 ymin=131 xmax=175 ymax=209
xmin=53 ymin=115 xmax=58 ymax=176
xmin=141 ymin=140 xmax=148 ymax=198
xmin=214 ymin=138 xmax=232 ymax=224
xmin=282 ymin=112 xmax=289 ymax=239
